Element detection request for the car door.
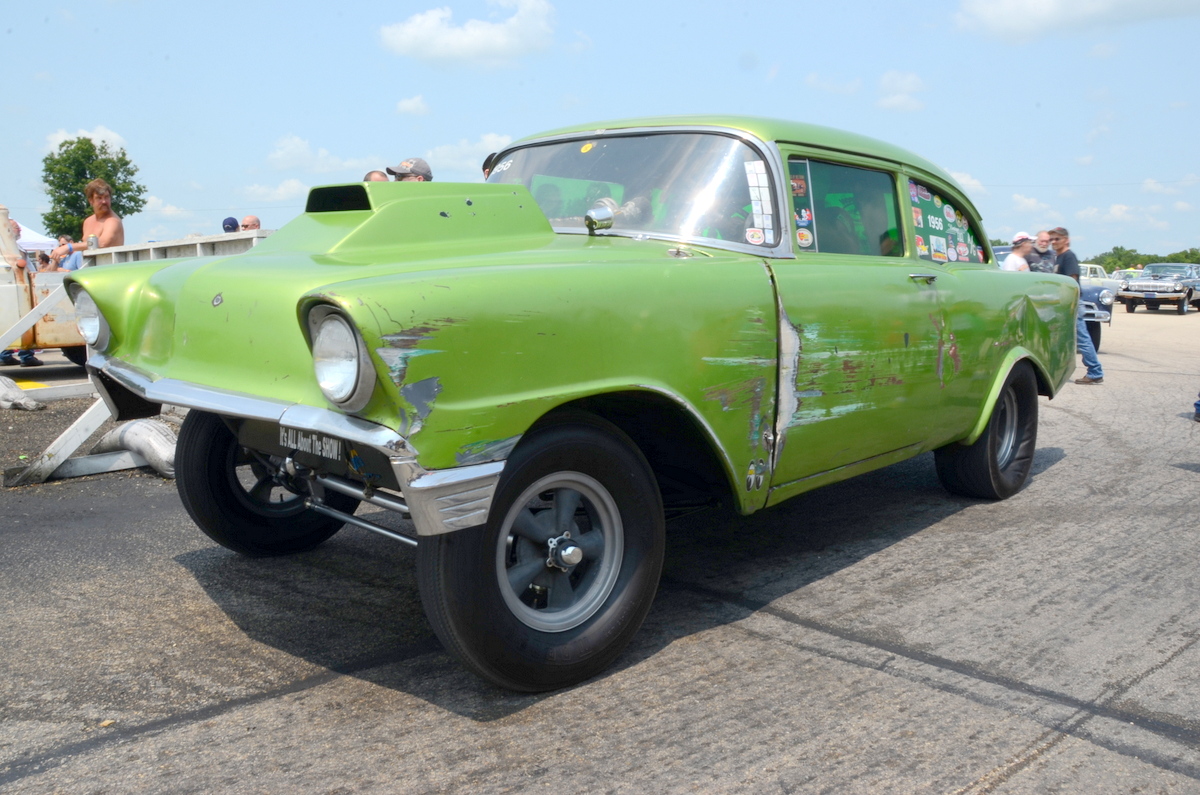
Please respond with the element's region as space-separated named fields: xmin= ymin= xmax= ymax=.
xmin=766 ymin=154 xmax=949 ymax=496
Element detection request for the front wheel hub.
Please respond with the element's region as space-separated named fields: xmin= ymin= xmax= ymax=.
xmin=547 ymin=534 xmax=583 ymax=570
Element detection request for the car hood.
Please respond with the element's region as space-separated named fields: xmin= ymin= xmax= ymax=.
xmin=68 ymin=182 xmax=747 ymax=430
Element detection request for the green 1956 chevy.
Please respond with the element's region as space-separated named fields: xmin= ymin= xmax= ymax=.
xmin=68 ymin=116 xmax=1079 ymax=691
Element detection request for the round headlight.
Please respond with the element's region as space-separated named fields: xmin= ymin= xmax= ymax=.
xmin=71 ymin=288 xmax=110 ymax=350
xmin=1174 ymin=282 xmax=1184 ymax=292
xmin=1119 ymin=280 xmax=1128 ymax=290
xmin=1099 ymin=289 xmax=1114 ymax=306
xmin=312 ymin=314 xmax=360 ymax=403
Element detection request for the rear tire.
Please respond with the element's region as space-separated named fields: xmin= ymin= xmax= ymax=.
xmin=934 ymin=360 xmax=1038 ymax=500
xmin=1125 ymin=302 xmax=1137 ymax=313
xmin=175 ymin=410 xmax=356 ymax=556
xmin=417 ymin=413 xmax=665 ymax=691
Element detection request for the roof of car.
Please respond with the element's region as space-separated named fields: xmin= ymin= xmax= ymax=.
xmin=515 ymin=114 xmax=964 ymax=197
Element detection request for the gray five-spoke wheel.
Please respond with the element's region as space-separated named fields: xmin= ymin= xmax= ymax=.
xmin=496 ymin=472 xmax=623 ymax=633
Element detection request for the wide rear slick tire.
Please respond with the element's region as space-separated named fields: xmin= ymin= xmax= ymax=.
xmin=417 ymin=414 xmax=665 ymax=692
xmin=934 ymin=361 xmax=1038 ymax=500
xmin=175 ymin=410 xmax=356 ymax=556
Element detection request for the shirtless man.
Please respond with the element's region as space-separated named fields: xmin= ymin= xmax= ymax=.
xmin=49 ymin=178 xmax=124 ymax=263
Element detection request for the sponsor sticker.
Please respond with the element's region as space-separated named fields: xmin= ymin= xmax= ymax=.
xmin=909 ymin=180 xmax=919 ymax=203
xmin=791 ymin=175 xmax=807 ymax=197
xmin=746 ymin=228 xmax=766 ymax=245
xmin=956 ymin=242 xmax=970 ymax=259
xmin=916 ymin=235 xmax=929 ymax=257
xmin=912 ymin=207 xmax=924 ymax=228
xmin=279 ymin=427 xmax=343 ymax=460
xmin=917 ymin=184 xmax=932 ymax=202
xmin=797 ymin=229 xmax=814 ymax=247
xmin=931 ymin=235 xmax=948 ymax=262
xmin=795 ymin=208 xmax=812 ymax=227
xmin=944 ymin=204 xmax=956 ymax=222
xmin=933 ymin=194 xmax=943 ymax=208
xmin=580 ymin=142 xmax=594 ymax=153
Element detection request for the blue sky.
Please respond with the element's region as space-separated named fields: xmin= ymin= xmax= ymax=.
xmin=3 ymin=0 xmax=1200 ymax=259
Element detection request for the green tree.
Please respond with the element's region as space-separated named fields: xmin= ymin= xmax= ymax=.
xmin=41 ymin=137 xmax=147 ymax=240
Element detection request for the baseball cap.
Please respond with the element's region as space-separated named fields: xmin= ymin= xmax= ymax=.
xmin=387 ymin=157 xmax=433 ymax=181
xmin=222 ymin=217 xmax=239 ymax=233
xmin=1011 ymin=231 xmax=1034 ymax=245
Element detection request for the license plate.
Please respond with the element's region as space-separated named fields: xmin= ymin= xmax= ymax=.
xmin=1144 ymin=293 xmax=1157 ymax=299
xmin=278 ymin=427 xmax=343 ymax=460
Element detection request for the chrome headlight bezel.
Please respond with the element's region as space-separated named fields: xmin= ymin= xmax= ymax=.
xmin=307 ymin=305 xmax=376 ymax=412
xmin=68 ymin=285 xmax=111 ymax=351
xmin=1098 ymin=289 xmax=1114 ymax=306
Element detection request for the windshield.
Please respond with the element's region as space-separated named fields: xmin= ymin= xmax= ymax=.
xmin=1142 ymin=265 xmax=1187 ymax=276
xmin=487 ymin=132 xmax=778 ymax=249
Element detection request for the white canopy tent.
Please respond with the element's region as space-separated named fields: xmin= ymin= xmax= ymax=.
xmin=14 ymin=221 xmax=56 ymax=252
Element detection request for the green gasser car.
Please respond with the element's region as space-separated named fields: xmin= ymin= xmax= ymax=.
xmin=68 ymin=116 xmax=1078 ymax=691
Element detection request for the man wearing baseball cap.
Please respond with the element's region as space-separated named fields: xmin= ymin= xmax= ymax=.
xmin=1050 ymin=227 xmax=1104 ymax=385
xmin=387 ymin=158 xmax=433 ymax=182
xmin=1001 ymin=232 xmax=1034 ymax=271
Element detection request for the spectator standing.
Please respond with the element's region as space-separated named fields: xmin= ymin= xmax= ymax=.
xmin=1194 ymin=391 xmax=1199 ymax=423
xmin=1028 ymin=230 xmax=1057 ymax=273
xmin=49 ymin=179 xmax=124 ymax=265
xmin=1051 ymin=227 xmax=1103 ymax=385
xmin=1001 ymin=232 xmax=1034 ymax=271
xmin=482 ymin=152 xmax=498 ymax=179
xmin=1 ymin=219 xmax=42 ymax=367
xmin=387 ymin=158 xmax=432 ymax=182
xmin=54 ymin=235 xmax=84 ymax=270
xmin=222 ymin=217 xmax=239 ymax=233
xmin=240 ymin=215 xmax=261 ymax=231
xmin=363 ymin=170 xmax=389 ymax=182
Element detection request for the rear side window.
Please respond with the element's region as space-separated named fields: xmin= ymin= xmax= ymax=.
xmin=907 ymin=179 xmax=985 ymax=264
xmin=789 ymin=158 xmax=902 ymax=257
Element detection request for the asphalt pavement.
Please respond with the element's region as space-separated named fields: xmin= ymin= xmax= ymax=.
xmin=1 ymin=308 xmax=1198 ymax=793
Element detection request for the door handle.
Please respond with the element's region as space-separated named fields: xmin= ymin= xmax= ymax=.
xmin=909 ymin=273 xmax=938 ymax=284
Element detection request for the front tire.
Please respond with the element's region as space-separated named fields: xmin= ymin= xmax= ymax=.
xmin=1125 ymin=301 xmax=1137 ymax=313
xmin=934 ymin=360 xmax=1038 ymax=500
xmin=175 ymin=410 xmax=357 ymax=556
xmin=1178 ymin=296 xmax=1190 ymax=315
xmin=61 ymin=346 xmax=87 ymax=367
xmin=417 ymin=414 xmax=665 ymax=691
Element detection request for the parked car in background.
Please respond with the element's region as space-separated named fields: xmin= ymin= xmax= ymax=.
xmin=69 ymin=115 xmax=1079 ymax=691
xmin=1118 ymin=263 xmax=1200 ymax=313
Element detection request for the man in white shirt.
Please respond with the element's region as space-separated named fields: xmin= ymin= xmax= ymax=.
xmin=1001 ymin=232 xmax=1035 ymax=272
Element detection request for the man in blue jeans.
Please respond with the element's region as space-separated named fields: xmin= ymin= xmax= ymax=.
xmin=1050 ymin=227 xmax=1103 ymax=385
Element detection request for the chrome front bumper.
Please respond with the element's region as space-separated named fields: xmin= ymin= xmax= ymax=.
xmin=88 ymin=355 xmax=503 ymax=537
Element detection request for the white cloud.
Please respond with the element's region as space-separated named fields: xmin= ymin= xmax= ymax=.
xmin=425 ymin=133 xmax=514 ymax=177
xmin=1013 ymin=194 xmax=1051 ymax=213
xmin=950 ymin=171 xmax=986 ymax=197
xmin=805 ymin=72 xmax=862 ymax=95
xmin=1076 ymin=155 xmax=1094 ymax=166
xmin=397 ymin=95 xmax=430 ymax=115
xmin=381 ymin=0 xmax=554 ymax=67
xmin=243 ymin=179 xmax=310 ymax=202
xmin=877 ymin=71 xmax=924 ymax=112
xmin=45 ymin=125 xmax=126 ymax=152
xmin=957 ymin=0 xmax=1200 ymax=36
xmin=1143 ymin=178 xmax=1178 ymax=195
xmin=266 ymin=135 xmax=376 ymax=174
xmin=143 ymin=196 xmax=191 ymax=218
xmin=1078 ymin=201 xmax=1179 ymax=231
xmin=1175 ymin=201 xmax=1193 ymax=211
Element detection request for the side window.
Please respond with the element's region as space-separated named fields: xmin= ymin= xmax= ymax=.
xmin=789 ymin=158 xmax=902 ymax=257
xmin=907 ymin=179 xmax=986 ymax=264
